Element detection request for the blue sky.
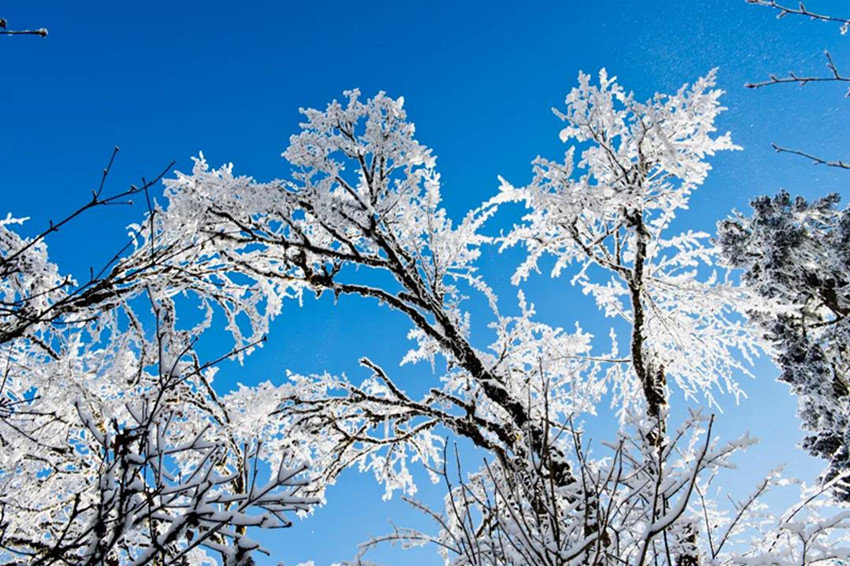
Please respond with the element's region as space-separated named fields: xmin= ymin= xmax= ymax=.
xmin=2 ymin=1 xmax=849 ymax=564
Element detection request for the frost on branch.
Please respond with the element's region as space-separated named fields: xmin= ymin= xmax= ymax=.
xmin=492 ymin=69 xmax=760 ymax=421
xmin=0 ymin=168 xmax=317 ymax=564
xmin=719 ymin=191 xmax=850 ymax=499
xmin=352 ymin=410 xmax=850 ymax=565
xmin=156 ymin=89 xmax=605 ymax=501
xmin=149 ymin=76 xmax=850 ymax=565
xmin=9 ymin=70 xmax=847 ymax=565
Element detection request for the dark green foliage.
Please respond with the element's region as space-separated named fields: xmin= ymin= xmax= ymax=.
xmin=718 ymin=191 xmax=850 ymax=497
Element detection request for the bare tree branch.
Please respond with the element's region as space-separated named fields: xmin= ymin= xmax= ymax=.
xmin=0 ymin=17 xmax=47 ymax=37
xmin=746 ymin=0 xmax=850 ymax=31
xmin=746 ymin=1 xmax=850 ymax=171
xmin=772 ymin=142 xmax=850 ymax=169
xmin=746 ymin=51 xmax=850 ymax=93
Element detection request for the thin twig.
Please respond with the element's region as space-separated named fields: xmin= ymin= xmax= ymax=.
xmin=746 ymin=0 xmax=850 ymax=30
xmin=0 ymin=18 xmax=47 ymax=37
xmin=772 ymin=143 xmax=850 ymax=169
xmin=746 ymin=52 xmax=850 ymax=93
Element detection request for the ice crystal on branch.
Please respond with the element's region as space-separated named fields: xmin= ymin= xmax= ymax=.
xmin=0 ymin=158 xmax=317 ymax=564
xmin=5 ymin=65 xmax=850 ymax=565
xmin=492 ymin=69 xmax=759 ymax=420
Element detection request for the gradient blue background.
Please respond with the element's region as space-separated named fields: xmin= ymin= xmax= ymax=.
xmin=2 ymin=1 xmax=849 ymax=564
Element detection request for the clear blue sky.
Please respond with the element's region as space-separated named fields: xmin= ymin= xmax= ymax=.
xmin=2 ymin=1 xmax=849 ymax=564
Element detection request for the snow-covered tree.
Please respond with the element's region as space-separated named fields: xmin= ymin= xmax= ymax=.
xmin=6 ymin=66 xmax=850 ymax=565
xmin=151 ymin=90 xmax=587 ymax=500
xmin=719 ymin=191 xmax=850 ymax=498
xmin=0 ymin=159 xmax=316 ymax=564
xmin=492 ymin=68 xmax=757 ymax=427
xmin=136 ymin=70 xmax=850 ymax=564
